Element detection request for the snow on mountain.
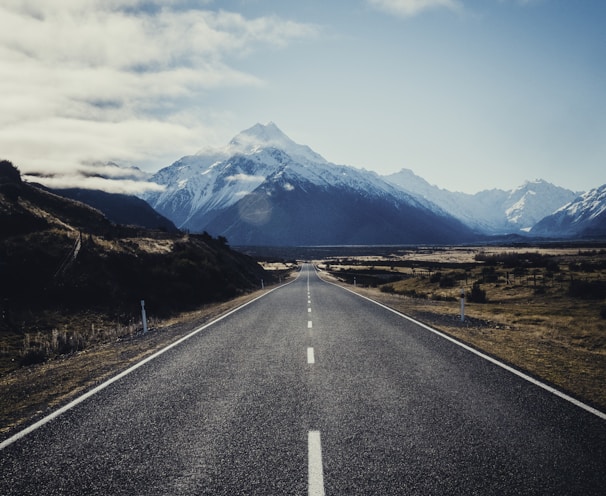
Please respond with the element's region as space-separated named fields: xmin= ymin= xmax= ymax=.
xmin=384 ymin=170 xmax=577 ymax=234
xmin=531 ymin=184 xmax=606 ymax=238
xmin=504 ymin=180 xmax=579 ymax=231
xmin=144 ymin=123 xmax=425 ymax=228
xmin=226 ymin=121 xmax=328 ymax=166
xmin=143 ymin=123 xmax=476 ymax=245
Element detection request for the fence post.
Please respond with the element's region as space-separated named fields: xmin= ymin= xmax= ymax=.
xmin=141 ymin=300 xmax=148 ymax=333
xmin=460 ymin=288 xmax=465 ymax=322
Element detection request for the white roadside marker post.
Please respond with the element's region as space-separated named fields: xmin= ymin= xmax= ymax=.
xmin=141 ymin=300 xmax=148 ymax=333
xmin=460 ymin=288 xmax=465 ymax=322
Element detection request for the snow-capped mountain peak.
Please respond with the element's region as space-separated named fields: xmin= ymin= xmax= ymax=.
xmin=213 ymin=122 xmax=328 ymax=166
xmin=229 ymin=122 xmax=289 ymax=149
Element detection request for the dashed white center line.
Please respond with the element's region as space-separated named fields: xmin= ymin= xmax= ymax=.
xmin=308 ymin=307 xmax=312 ymax=313
xmin=307 ymin=347 xmax=315 ymax=364
xmin=308 ymin=430 xmax=325 ymax=496
xmin=308 ymin=320 xmax=312 ymax=328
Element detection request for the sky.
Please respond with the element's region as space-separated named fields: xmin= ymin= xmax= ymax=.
xmin=0 ymin=0 xmax=604 ymax=194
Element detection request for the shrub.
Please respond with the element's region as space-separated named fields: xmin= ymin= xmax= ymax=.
xmin=468 ymin=283 xmax=487 ymax=303
xmin=439 ymin=275 xmax=457 ymax=288
xmin=428 ymin=271 xmax=457 ymax=288
xmin=20 ymin=348 xmax=48 ymax=366
xmin=568 ymin=280 xmax=606 ymax=299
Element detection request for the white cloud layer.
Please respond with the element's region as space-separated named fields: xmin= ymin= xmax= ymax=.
xmin=0 ymin=0 xmax=318 ymax=190
xmin=23 ymin=174 xmax=166 ymax=195
xmin=367 ymin=0 xmax=462 ymax=17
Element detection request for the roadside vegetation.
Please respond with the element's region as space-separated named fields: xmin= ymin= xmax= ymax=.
xmin=318 ymin=246 xmax=606 ymax=411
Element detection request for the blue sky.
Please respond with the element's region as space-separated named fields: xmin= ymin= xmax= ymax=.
xmin=0 ymin=0 xmax=604 ymax=193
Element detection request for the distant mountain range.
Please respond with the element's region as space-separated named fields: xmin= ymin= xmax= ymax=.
xmin=384 ymin=169 xmax=579 ymax=234
xmin=138 ymin=122 xmax=605 ymax=244
xmin=142 ymin=123 xmax=478 ymax=245
xmin=13 ymin=123 xmax=604 ymax=245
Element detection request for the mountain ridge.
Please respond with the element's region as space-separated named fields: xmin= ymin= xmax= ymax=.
xmin=531 ymin=185 xmax=606 ymax=238
xmin=384 ymin=168 xmax=580 ymax=234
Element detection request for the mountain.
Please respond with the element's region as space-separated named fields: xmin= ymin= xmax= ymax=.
xmin=49 ymin=188 xmax=178 ymax=232
xmin=530 ymin=185 xmax=606 ymax=238
xmin=384 ymin=169 xmax=578 ymax=234
xmin=143 ymin=123 xmax=478 ymax=246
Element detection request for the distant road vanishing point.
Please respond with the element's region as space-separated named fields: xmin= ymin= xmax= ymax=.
xmin=1 ymin=264 xmax=605 ymax=495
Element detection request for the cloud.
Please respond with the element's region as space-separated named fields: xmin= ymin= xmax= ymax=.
xmin=226 ymin=174 xmax=267 ymax=183
xmin=23 ymin=174 xmax=166 ymax=195
xmin=367 ymin=0 xmax=462 ymax=17
xmin=0 ymin=0 xmax=318 ymax=191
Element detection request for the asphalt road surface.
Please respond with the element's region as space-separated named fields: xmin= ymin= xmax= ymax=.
xmin=1 ymin=264 xmax=605 ymax=495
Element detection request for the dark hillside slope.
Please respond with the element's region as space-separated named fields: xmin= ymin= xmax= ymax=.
xmin=50 ymin=188 xmax=179 ymax=232
xmin=0 ymin=163 xmax=112 ymax=239
xmin=0 ymin=161 xmax=268 ymax=339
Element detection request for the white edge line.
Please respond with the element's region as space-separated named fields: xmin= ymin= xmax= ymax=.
xmin=316 ymin=268 xmax=606 ymax=421
xmin=0 ymin=278 xmax=298 ymax=451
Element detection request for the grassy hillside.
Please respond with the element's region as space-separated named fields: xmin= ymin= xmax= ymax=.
xmin=0 ymin=161 xmax=270 ymax=370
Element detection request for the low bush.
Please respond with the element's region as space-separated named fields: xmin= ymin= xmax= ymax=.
xmin=468 ymin=283 xmax=487 ymax=303
xmin=568 ymin=280 xmax=606 ymax=299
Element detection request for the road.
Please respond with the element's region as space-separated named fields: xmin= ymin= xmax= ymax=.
xmin=1 ymin=263 xmax=605 ymax=495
